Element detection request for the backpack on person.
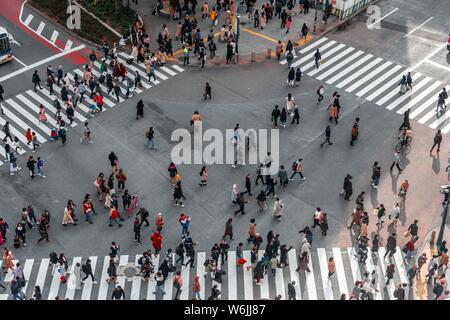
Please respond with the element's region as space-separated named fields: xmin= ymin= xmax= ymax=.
xmin=82 ymin=264 xmax=87 ymax=273
xmin=203 ymin=258 xmax=210 ymax=267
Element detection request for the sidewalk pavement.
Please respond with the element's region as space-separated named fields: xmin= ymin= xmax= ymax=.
xmin=128 ymin=0 xmax=340 ymax=65
xmin=414 ymin=224 xmax=450 ymax=300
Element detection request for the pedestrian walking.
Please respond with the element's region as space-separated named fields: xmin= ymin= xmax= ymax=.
xmin=223 ymin=218 xmax=233 ymax=241
xmin=320 ymin=125 xmax=333 ymax=147
xmin=430 ymin=129 xmax=442 ymax=154
xmin=371 ymin=162 xmax=381 ymax=189
xmin=328 ymin=257 xmax=336 ymax=279
xmin=173 ymin=271 xmax=183 ymax=300
xmin=271 ymin=105 xmax=281 ymax=127
xmin=136 ymin=100 xmax=144 ymax=120
xmin=32 ymin=70 xmax=42 ymax=92
xmin=151 ymin=230 xmax=163 ymax=256
xmin=317 ymin=85 xmax=324 ymax=103
xmin=314 ymin=48 xmax=321 ymax=69
xmin=289 ymin=159 xmax=306 ymax=181
xmin=350 ymin=118 xmax=359 ymax=146
xmin=389 ymin=151 xmax=402 ymax=173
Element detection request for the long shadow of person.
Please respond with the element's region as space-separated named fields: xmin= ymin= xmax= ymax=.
xmin=431 ymin=153 xmax=440 ymax=174
xmin=390 ymin=171 xmax=399 ymax=195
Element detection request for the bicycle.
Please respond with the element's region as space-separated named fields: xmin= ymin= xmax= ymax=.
xmin=396 ymin=135 xmax=412 ymax=154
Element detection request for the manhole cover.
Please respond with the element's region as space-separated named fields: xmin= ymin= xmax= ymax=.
xmin=118 ymin=263 xmax=140 ymax=281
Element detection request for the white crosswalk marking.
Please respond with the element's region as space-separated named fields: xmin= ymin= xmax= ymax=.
xmin=16 ymin=93 xmax=59 ymax=129
xmin=242 ymin=250 xmax=253 ymax=300
xmin=280 ymin=37 xmax=329 ymax=65
xmin=336 ymin=57 xmax=383 ymax=89
xmin=81 ymin=256 xmax=97 ymax=300
xmin=365 ymin=248 xmax=382 ymax=300
xmin=195 ymin=252 xmax=205 ymax=300
xmin=171 ymin=65 xmax=185 ymax=72
xmin=24 ymin=14 xmax=33 ymax=26
xmin=347 ymin=247 xmax=362 ymax=283
xmin=4 ymin=260 xmax=17 ymax=282
xmin=47 ymin=266 xmax=62 ymax=300
xmin=366 ymin=71 xmax=410 ymax=101
xmin=385 ymin=76 xmax=434 ymax=110
xmin=228 ymin=251 xmax=237 ymax=300
xmin=393 ymin=248 xmax=409 ymax=296
xmin=301 ymin=43 xmax=346 ymax=72
xmin=160 ymin=66 xmax=177 ymax=76
xmin=116 ymin=54 xmax=160 ymax=85
xmin=3 ymin=99 xmax=47 ymax=141
xmin=34 ymin=258 xmax=50 ymax=296
xmin=146 ymin=254 xmax=160 ymax=300
xmin=50 ymin=30 xmax=59 ymax=43
xmin=180 ymin=261 xmax=190 ymax=300
xmin=275 ymin=262 xmax=286 ymax=299
xmin=396 ymin=80 xmax=442 ymax=115
xmin=326 ymin=54 xmax=373 ymax=85
xmin=117 ymin=255 xmax=129 ymax=292
xmin=258 ymin=250 xmax=270 ymax=299
xmin=25 ymin=90 xmax=78 ymax=125
xmin=355 ymin=65 xmax=403 ymax=97
xmin=332 ymin=248 xmax=349 ymax=298
xmin=377 ymin=247 xmax=395 ymax=299
xmin=72 ymin=69 xmax=118 ymax=106
xmin=97 ymin=256 xmax=110 ymax=300
xmin=291 ymin=40 xmax=337 ymax=69
xmin=287 ymin=249 xmax=301 ymax=299
xmin=6 ymin=98 xmax=51 ymax=137
xmin=412 ymin=95 xmax=441 ymax=121
xmin=316 ymin=50 xmax=364 ymax=81
xmin=317 ymin=248 xmax=333 ymax=300
xmin=305 ymin=252 xmax=317 ymax=300
xmin=376 ymin=73 xmax=422 ymax=106
xmin=346 ymin=61 xmax=392 ymax=93
xmin=163 ymin=253 xmax=175 ymax=300
xmin=0 ymin=117 xmax=31 ymax=148
xmin=22 ymin=259 xmax=34 ymax=295
xmin=65 ymin=257 xmax=82 ymax=300
xmin=36 ymin=22 xmax=45 ymax=35
xmin=130 ymin=255 xmax=142 ymax=300
xmin=308 ymin=47 xmax=355 ymax=77
xmin=64 ymin=40 xmax=73 ymax=51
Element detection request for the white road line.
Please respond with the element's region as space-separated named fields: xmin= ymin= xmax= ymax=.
xmin=280 ymin=37 xmax=329 ymax=64
xmin=64 ymin=40 xmax=73 ymax=51
xmin=413 ymin=95 xmax=440 ymax=121
xmin=4 ymin=260 xmax=18 ymax=282
xmin=440 ymin=120 xmax=450 ymax=134
xmin=332 ymin=248 xmax=349 ymax=298
xmin=365 ymin=248 xmax=382 ymax=300
xmin=163 ymin=254 xmax=175 ymax=300
xmin=65 ymin=257 xmax=82 ymax=300
xmin=146 ymin=254 xmax=160 ymax=300
xmin=0 ymin=116 xmax=32 ymax=148
xmin=396 ymin=80 xmax=442 ymax=115
xmin=425 ymin=59 xmax=450 ymax=72
xmin=411 ymin=43 xmax=447 ymax=71
xmin=47 ymin=267 xmax=62 ymax=300
xmin=22 ymin=259 xmax=34 ymax=295
xmin=366 ymin=70 xmax=410 ymax=101
xmin=13 ymin=56 xmax=27 ymax=67
xmin=326 ymin=54 xmax=373 ymax=84
xmin=274 ymin=265 xmax=286 ymax=300
xmin=393 ymin=248 xmax=409 ymax=297
xmin=80 ymin=67 xmax=122 ymax=104
xmin=215 ymin=255 xmax=222 ymax=292
xmin=171 ymin=65 xmax=185 ymax=72
xmin=36 ymin=22 xmax=45 ymax=35
xmin=160 ymin=66 xmax=177 ymax=76
xmin=180 ymin=261 xmax=191 ymax=300
xmin=34 ymin=258 xmax=50 ymax=296
xmin=228 ymin=251 xmax=237 ymax=300
xmin=81 ymin=256 xmax=97 ymax=300
xmin=356 ymin=65 xmax=403 ymax=97
xmin=375 ymin=72 xmax=421 ymax=105
xmin=367 ymin=8 xmax=399 ymax=29
xmin=258 ymin=250 xmax=270 ymax=299
xmin=243 ymin=250 xmax=253 ymax=300
xmin=16 ymin=93 xmax=59 ymax=128
xmin=25 ymin=90 xmax=78 ymax=125
xmin=384 ymin=76 xmax=433 ymax=110
xmin=404 ymin=17 xmax=433 ymax=37
xmin=72 ymin=69 xmax=119 ymax=106
xmin=6 ymin=98 xmax=51 ymax=137
xmin=346 ymin=61 xmax=392 ymax=92
xmin=0 ymin=45 xmax=85 ymax=82
xmin=65 ymin=74 xmax=101 ymax=113
xmin=117 ymin=255 xmax=129 ymax=291
xmin=288 ymin=249 xmax=301 ymax=299
xmin=195 ymin=253 xmax=205 ymax=300
xmin=305 ymin=252 xmax=317 ymax=300
xmin=93 ymin=61 xmax=149 ymax=90
xmin=130 ymin=255 xmax=142 ymax=300
xmin=4 ymin=99 xmax=48 ymax=142
xmin=97 ymin=256 xmax=110 ymax=300
xmin=317 ymin=248 xmax=333 ymax=300
xmin=422 ymin=86 xmax=450 ymax=126
xmin=291 ymin=40 xmax=337 ymax=69
xmin=302 ymin=43 xmax=347 ymax=72
xmin=308 ymin=47 xmax=355 ymax=77
xmin=24 ymin=14 xmax=33 ymax=26
xmin=347 ymin=247 xmax=362 ymax=282
xmin=377 ymin=247 xmax=395 ymax=299
xmin=50 ymin=30 xmax=59 ymax=43
xmin=336 ymin=58 xmax=383 ymax=89
xmin=316 ymin=50 xmax=364 ymax=81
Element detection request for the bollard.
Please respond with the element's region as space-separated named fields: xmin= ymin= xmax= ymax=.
xmin=251 ymin=51 xmax=256 ymax=62
xmin=267 ymin=48 xmax=271 ymax=59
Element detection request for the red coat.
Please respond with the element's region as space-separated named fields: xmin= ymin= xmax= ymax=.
xmin=25 ymin=130 xmax=32 ymax=142
xmin=151 ymin=232 xmax=162 ymax=249
xmin=119 ymin=63 xmax=127 ymax=78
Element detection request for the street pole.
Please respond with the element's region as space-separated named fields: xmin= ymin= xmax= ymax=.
xmin=313 ymin=0 xmax=317 ymax=34
xmin=236 ymin=15 xmax=240 ymax=54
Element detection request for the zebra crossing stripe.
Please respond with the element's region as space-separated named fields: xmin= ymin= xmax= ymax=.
xmin=97 ymin=256 xmax=110 ymax=300
xmin=228 ymin=251 xmax=237 ymax=300
xmin=64 ymin=40 xmax=73 ymax=51
xmin=195 ymin=252 xmax=205 ymax=300
xmin=24 ymin=14 xmax=33 ymax=26
xmin=36 ymin=22 xmax=45 ymax=35
xmin=346 ymin=61 xmax=393 ymax=93
xmin=65 ymin=257 xmax=82 ymax=300
xmin=332 ymin=248 xmax=349 ymax=298
xmin=366 ymin=70 xmax=411 ymax=102
xmin=326 ymin=54 xmax=373 ymax=85
xmin=163 ymin=254 xmax=175 ymax=300
xmin=291 ymin=40 xmax=337 ymax=69
xmin=377 ymin=247 xmax=395 ymax=299
xmin=7 ymin=98 xmax=51 ymax=136
xmin=307 ymin=47 xmax=355 ymax=77
xmin=440 ymin=120 xmax=450 ymax=134
xmin=422 ymin=86 xmax=450 ymax=127
xmin=115 ymin=54 xmax=160 ymax=85
xmin=317 ymin=248 xmax=333 ymax=300
xmin=47 ymin=266 xmax=62 ymax=300
xmin=355 ymin=65 xmax=403 ymax=97
xmin=146 ymin=254 xmax=160 ymax=300
xmin=5 ymin=99 xmax=48 ymax=140
xmin=336 ymin=58 xmax=383 ymax=89
xmin=180 ymin=259 xmax=190 ymax=300
xmin=316 ymin=50 xmax=364 ymax=81
xmin=395 ymin=80 xmax=442 ymax=115
xmin=130 ymin=255 xmax=142 ymax=300
xmin=347 ymin=247 xmax=362 ymax=283
xmin=81 ymin=256 xmax=97 ymax=300
xmin=65 ymin=74 xmax=105 ymax=112
xmin=385 ymin=76 xmax=434 ymax=110
xmin=258 ymin=250 xmax=270 ymax=299
xmin=274 ymin=260 xmax=285 ymax=299
xmin=365 ymin=248 xmax=382 ymax=300
xmin=280 ymin=37 xmax=328 ymax=64
xmin=160 ymin=66 xmax=177 ymax=76
xmin=93 ymin=61 xmax=150 ymax=91
xmin=16 ymin=94 xmax=59 ymax=129
xmin=393 ymin=248 xmax=409 ymax=296
xmin=287 ymin=249 xmax=301 ymax=299
xmin=215 ymin=255 xmax=222 ymax=293
xmin=50 ymin=30 xmax=59 ymax=43
xmin=171 ymin=65 xmax=185 ymax=72
xmin=305 ymin=251 xmax=317 ymax=300
xmin=34 ymin=258 xmax=50 ymax=296
xmin=376 ymin=72 xmax=422 ymax=106
xmin=22 ymin=259 xmax=34 ymax=295
xmin=242 ymin=250 xmax=253 ymax=300
xmin=0 ymin=117 xmax=31 ymax=148
xmin=412 ymin=95 xmax=440 ymax=121
xmin=72 ymin=69 xmax=118 ymax=107
xmin=117 ymin=255 xmax=129 ymax=291
xmin=80 ymin=67 xmax=123 ymax=104
xmin=294 ymin=41 xmax=340 ymax=70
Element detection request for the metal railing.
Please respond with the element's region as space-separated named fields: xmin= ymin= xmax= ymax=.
xmin=340 ymin=0 xmax=373 ymax=20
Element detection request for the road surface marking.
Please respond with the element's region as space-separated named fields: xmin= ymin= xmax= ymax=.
xmin=171 ymin=65 xmax=185 ymax=72
xmin=50 ymin=30 xmax=59 ymax=43
xmin=395 ymin=80 xmax=442 ymax=114
xmin=326 ymin=54 xmax=373 ymax=84
xmin=356 ymin=64 xmax=403 ymax=97
xmin=347 ymin=247 xmax=362 ymax=284
xmin=332 ymin=248 xmax=349 ymax=298
xmin=288 ymin=249 xmax=301 ymax=299
xmin=64 ymin=40 xmax=73 ymax=51
xmin=25 ymin=90 xmax=77 ymax=125
xmin=146 ymin=254 xmax=160 ymax=300
xmin=81 ymin=256 xmax=97 ymax=300
xmin=274 ymin=258 xmax=286 ymax=299
xmin=346 ymin=61 xmax=392 ymax=92
xmin=308 ymin=47 xmax=355 ymax=77
xmin=130 ymin=255 xmax=142 ymax=300
xmin=411 ymin=43 xmax=447 ymax=71
xmin=404 ymin=17 xmax=433 ymax=37
xmin=291 ymin=40 xmax=337 ymax=69
xmin=4 ymin=99 xmax=48 ymax=140
xmin=24 ymin=14 xmax=34 ymax=26
xmin=367 ymin=8 xmax=399 ymax=29
xmin=384 ymin=76 xmax=432 ymax=110
xmin=13 ymin=56 xmax=27 ymax=67
xmin=228 ymin=251 xmax=237 ymax=300
xmin=243 ymin=250 xmax=253 ymax=300
xmin=365 ymin=248 xmax=382 ymax=300
xmin=317 ymin=248 xmax=333 ymax=300
xmin=241 ymin=28 xmax=279 ymax=44
xmin=65 ymin=256 xmax=82 ymax=300
xmin=424 ymin=59 xmax=450 ymax=72
xmin=97 ymin=256 xmax=110 ymax=300
xmin=258 ymin=250 xmax=270 ymax=299
xmin=36 ymin=22 xmax=45 ymax=35
xmin=375 ymin=72 xmax=421 ymax=105
xmin=47 ymin=267 xmax=62 ymax=300
xmin=0 ymin=116 xmax=32 ymax=149
xmin=336 ymin=58 xmax=383 ymax=89
xmin=377 ymin=247 xmax=395 ymax=299
xmin=316 ymin=50 xmax=364 ymax=81
xmin=305 ymin=250 xmax=317 ymax=300
xmin=34 ymin=258 xmax=50 ymax=296
xmin=163 ymin=253 xmax=175 ymax=300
